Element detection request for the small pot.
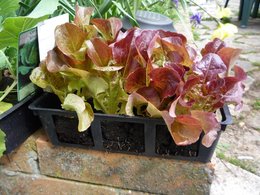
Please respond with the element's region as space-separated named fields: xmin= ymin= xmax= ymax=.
xmin=0 ymin=93 xmax=41 ymax=154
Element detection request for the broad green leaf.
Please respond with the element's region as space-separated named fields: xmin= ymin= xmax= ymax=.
xmin=0 ymin=48 xmax=17 ymax=77
xmin=0 ymin=15 xmax=48 ymax=49
xmin=0 ymin=101 xmax=13 ymax=114
xmin=28 ymin=0 xmax=59 ymax=18
xmin=62 ymin=93 xmax=94 ymax=132
xmin=0 ymin=50 xmax=10 ymax=70
xmin=4 ymin=47 xmax=17 ymax=76
xmin=0 ymin=129 xmax=6 ymax=157
xmin=0 ymin=0 xmax=19 ymax=19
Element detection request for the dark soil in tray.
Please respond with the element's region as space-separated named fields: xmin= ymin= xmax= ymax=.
xmin=54 ymin=116 xmax=94 ymax=147
xmin=101 ymin=121 xmax=145 ymax=153
xmin=54 ymin=115 xmax=199 ymax=157
xmin=155 ymin=125 xmax=199 ymax=157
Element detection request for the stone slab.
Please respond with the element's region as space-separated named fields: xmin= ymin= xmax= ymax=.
xmin=0 ymin=130 xmax=44 ymax=174
xmin=36 ymin=136 xmax=214 ymax=195
xmin=210 ymin=158 xmax=260 ymax=195
xmin=0 ymin=169 xmax=145 ymax=195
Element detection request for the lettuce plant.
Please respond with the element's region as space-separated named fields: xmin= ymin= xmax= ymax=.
xmin=30 ymin=5 xmax=246 ymax=147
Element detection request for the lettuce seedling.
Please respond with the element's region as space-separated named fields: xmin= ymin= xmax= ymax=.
xmin=31 ymin=5 xmax=246 ymax=147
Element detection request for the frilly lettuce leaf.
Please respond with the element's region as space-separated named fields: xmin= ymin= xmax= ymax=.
xmin=126 ymin=92 xmax=162 ymax=118
xmin=55 ymin=23 xmax=87 ymax=61
xmin=74 ymin=5 xmax=94 ymax=28
xmin=91 ymin=17 xmax=122 ymax=42
xmin=201 ymin=38 xmax=226 ymax=56
xmin=86 ymin=37 xmax=112 ymax=67
xmin=193 ymin=53 xmax=227 ymax=81
xmin=62 ymin=93 xmax=94 ymax=132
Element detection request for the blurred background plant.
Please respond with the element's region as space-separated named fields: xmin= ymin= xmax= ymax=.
xmin=56 ymin=0 xmax=238 ymax=42
xmin=188 ymin=0 xmax=238 ymax=41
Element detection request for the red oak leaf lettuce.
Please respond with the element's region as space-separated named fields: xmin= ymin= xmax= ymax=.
xmin=30 ymin=7 xmax=246 ymax=148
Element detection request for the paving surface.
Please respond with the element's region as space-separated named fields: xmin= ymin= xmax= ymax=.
xmin=180 ymin=0 xmax=260 ymax=194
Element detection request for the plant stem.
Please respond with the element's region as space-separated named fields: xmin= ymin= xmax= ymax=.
xmin=0 ymin=80 xmax=17 ymax=102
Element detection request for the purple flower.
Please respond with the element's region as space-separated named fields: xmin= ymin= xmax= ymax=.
xmin=172 ymin=0 xmax=179 ymax=7
xmin=190 ymin=13 xmax=202 ymax=26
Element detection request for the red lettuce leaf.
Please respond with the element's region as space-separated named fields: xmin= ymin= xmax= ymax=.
xmin=135 ymin=30 xmax=158 ymax=61
xmin=126 ymin=92 xmax=162 ymax=117
xmin=46 ymin=49 xmax=68 ymax=73
xmin=223 ymin=82 xmax=245 ymax=110
xmin=201 ymin=38 xmax=226 ymax=56
xmin=186 ymin=45 xmax=197 ymax=61
xmin=161 ymin=37 xmax=193 ymax=67
xmin=149 ymin=67 xmax=181 ymax=100
xmin=193 ymin=53 xmax=227 ymax=81
xmin=164 ymin=62 xmax=186 ymax=79
xmin=124 ymin=67 xmax=146 ymax=93
xmin=191 ymin=110 xmax=220 ymax=147
xmin=55 ymin=23 xmax=87 ymax=61
xmin=74 ymin=5 xmax=94 ymax=27
xmin=136 ymin=87 xmax=161 ymax=108
xmin=91 ymin=17 xmax=122 ymax=41
xmin=112 ymin=29 xmax=137 ymax=76
xmin=86 ymin=37 xmax=112 ymax=67
xmin=217 ymin=47 xmax=241 ymax=75
xmin=157 ymin=30 xmax=187 ymax=44
xmin=170 ymin=115 xmax=202 ymax=145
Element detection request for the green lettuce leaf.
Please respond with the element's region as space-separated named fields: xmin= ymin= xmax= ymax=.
xmin=0 ymin=101 xmax=13 ymax=114
xmin=30 ymin=64 xmax=68 ymax=101
xmin=62 ymin=93 xmax=94 ymax=132
xmin=0 ymin=129 xmax=6 ymax=157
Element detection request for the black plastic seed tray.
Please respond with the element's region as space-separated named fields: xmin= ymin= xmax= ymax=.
xmin=0 ymin=93 xmax=41 ymax=154
xmin=29 ymin=93 xmax=232 ymax=163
